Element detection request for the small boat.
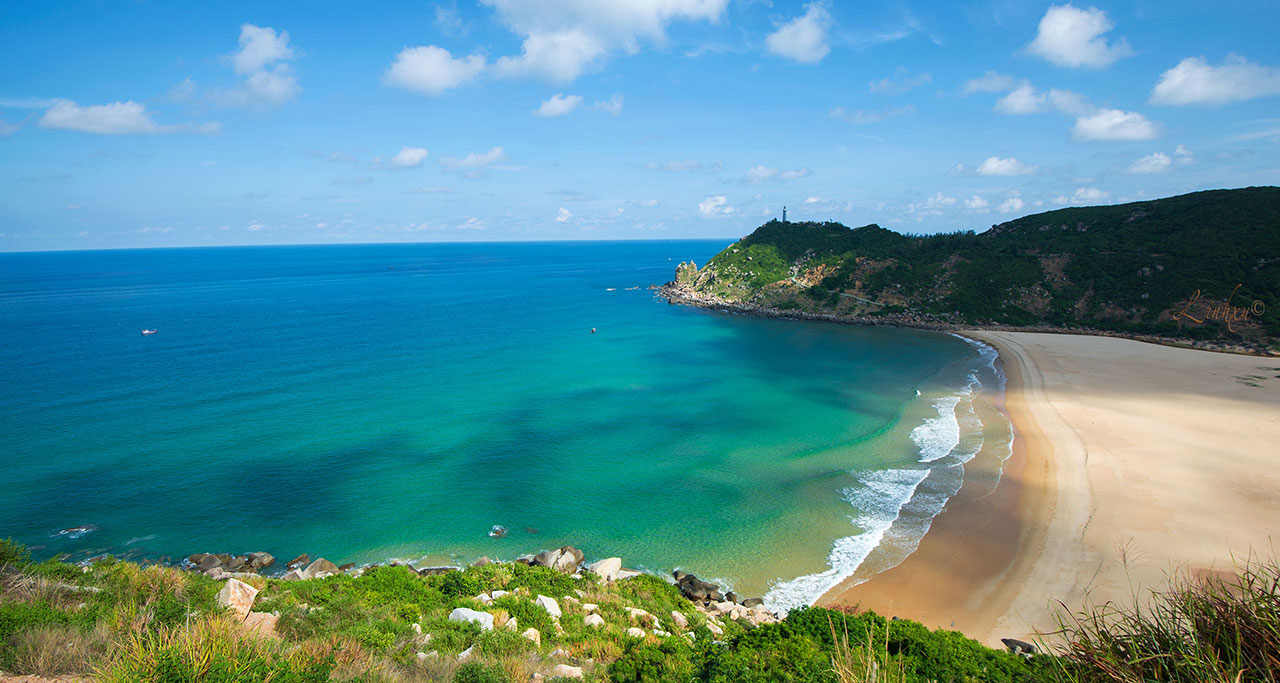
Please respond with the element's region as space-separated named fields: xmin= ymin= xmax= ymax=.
xmin=605 ymin=288 xmax=616 ymax=291
xmin=141 ymin=329 xmax=158 ymax=336
xmin=590 ymin=328 xmax=596 ymax=334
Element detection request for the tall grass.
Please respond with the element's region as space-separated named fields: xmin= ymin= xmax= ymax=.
xmin=1053 ymin=558 xmax=1280 ymax=682
xmin=829 ymin=615 xmax=910 ymax=683
xmin=99 ymin=616 xmax=336 ymax=683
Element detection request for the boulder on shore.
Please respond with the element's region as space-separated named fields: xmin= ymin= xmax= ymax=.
xmin=287 ymin=554 xmax=310 ymax=569
xmin=532 ymin=546 xmax=583 ymax=573
xmin=585 ymin=557 xmax=622 ymax=582
xmin=676 ymin=573 xmax=722 ymax=602
xmin=304 ymin=558 xmax=340 ymax=579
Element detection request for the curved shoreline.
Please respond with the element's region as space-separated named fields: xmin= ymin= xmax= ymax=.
xmin=815 ymin=330 xmax=1054 ymax=645
xmin=820 ymin=330 xmax=1280 ymax=648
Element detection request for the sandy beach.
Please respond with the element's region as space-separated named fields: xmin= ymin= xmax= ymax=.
xmin=819 ymin=331 xmax=1280 ymax=647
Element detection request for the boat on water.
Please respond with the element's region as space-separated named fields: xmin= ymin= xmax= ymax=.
xmin=141 ymin=329 xmax=158 ymax=335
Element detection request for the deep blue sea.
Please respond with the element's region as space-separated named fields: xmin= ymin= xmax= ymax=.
xmin=0 ymin=241 xmax=1008 ymax=610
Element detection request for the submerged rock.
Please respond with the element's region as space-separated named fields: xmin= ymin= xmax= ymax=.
xmin=287 ymin=554 xmax=310 ymax=569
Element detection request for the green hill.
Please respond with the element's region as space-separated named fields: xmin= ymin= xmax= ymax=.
xmin=666 ymin=187 xmax=1280 ymax=352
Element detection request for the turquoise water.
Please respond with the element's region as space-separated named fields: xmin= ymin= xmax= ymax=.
xmin=0 ymin=241 xmax=1005 ymax=609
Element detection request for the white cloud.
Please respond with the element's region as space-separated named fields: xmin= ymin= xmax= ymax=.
xmin=975 ymin=156 xmax=1038 ymax=175
xmin=869 ymin=68 xmax=931 ymax=95
xmin=233 ymin=24 xmax=295 ymax=74
xmin=534 ymin=93 xmax=583 ymax=117
xmin=556 ymin=206 xmax=572 ymax=222
xmin=1150 ymin=55 xmax=1280 ymax=106
xmin=1127 ymin=152 xmax=1170 ymax=174
xmin=744 ymin=165 xmax=811 ymax=183
xmin=635 ymin=198 xmax=659 ymax=207
xmin=1072 ymin=108 xmax=1157 ymax=141
xmin=963 ymin=70 xmax=1015 ymax=94
xmin=435 ymin=3 xmax=466 ymax=36
xmin=995 ymin=83 xmax=1093 ymax=116
xmin=1046 ymin=88 xmax=1093 ymax=115
xmin=494 ymin=30 xmax=607 ymax=82
xmin=766 ymin=1 xmax=831 ymax=64
xmin=37 ymin=99 xmax=220 ymax=135
xmin=385 ymin=46 xmax=486 ymax=96
xmin=439 ymin=146 xmax=507 ymax=169
xmin=698 ymin=195 xmax=735 ymax=218
xmin=226 ymin=25 xmax=300 ymax=108
xmin=483 ymin=0 xmax=727 ymax=83
xmin=594 ymin=93 xmax=624 ymax=115
xmin=241 ymin=67 xmax=300 ymax=107
xmin=1127 ymin=145 xmax=1194 ymax=174
xmin=998 ymin=197 xmax=1025 ymax=213
xmin=906 ymin=192 xmax=957 ymax=219
xmin=1027 ymin=4 xmax=1132 ymax=69
xmin=390 ymin=146 xmax=429 ymax=168
xmin=804 ymin=196 xmax=823 ymax=204
xmin=1072 ymin=186 xmax=1109 ymax=203
xmin=0 ymin=117 xmax=21 ymax=136
xmin=964 ymin=195 xmax=990 ymax=211
xmin=829 ymin=105 xmax=915 ymax=124
xmin=995 ymin=83 xmax=1045 ymax=114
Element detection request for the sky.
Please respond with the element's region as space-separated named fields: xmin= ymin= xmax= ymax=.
xmin=2 ymin=0 xmax=1279 ymax=251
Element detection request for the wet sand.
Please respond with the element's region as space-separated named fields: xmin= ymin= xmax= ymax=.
xmin=819 ymin=331 xmax=1280 ymax=647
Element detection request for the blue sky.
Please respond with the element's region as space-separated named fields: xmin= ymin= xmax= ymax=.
xmin=2 ymin=0 xmax=1278 ymax=251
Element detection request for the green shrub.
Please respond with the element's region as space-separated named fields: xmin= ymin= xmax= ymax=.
xmin=608 ymin=639 xmax=697 ymax=683
xmin=453 ymin=661 xmax=510 ymax=683
xmin=0 ymin=538 xmax=31 ymax=567
xmin=349 ymin=624 xmax=395 ymax=651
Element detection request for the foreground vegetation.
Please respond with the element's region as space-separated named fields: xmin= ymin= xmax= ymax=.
xmin=673 ymin=187 xmax=1280 ymax=349
xmin=2 ymin=539 xmax=1278 ymax=682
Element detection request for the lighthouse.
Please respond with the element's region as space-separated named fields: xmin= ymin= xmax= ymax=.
xmin=782 ymin=206 xmax=787 ymax=223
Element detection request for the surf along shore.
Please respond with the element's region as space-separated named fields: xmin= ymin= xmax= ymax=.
xmin=819 ymin=330 xmax=1280 ymax=647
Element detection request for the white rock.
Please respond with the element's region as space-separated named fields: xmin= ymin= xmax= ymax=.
xmin=706 ymin=620 xmax=723 ymax=636
xmin=535 ymin=595 xmax=561 ymax=618
xmin=457 ymin=645 xmax=474 ymax=662
xmin=584 ymin=613 xmax=605 ymax=628
xmin=671 ymin=611 xmax=688 ymax=630
xmin=448 ymin=607 xmax=494 ymax=631
xmin=491 ymin=590 xmax=509 ymax=599
xmin=504 ymin=617 xmax=518 ymax=632
xmin=626 ymin=627 xmax=646 ymax=638
xmin=582 ymin=603 xmax=599 ymax=613
xmin=474 ymin=593 xmax=493 ymax=604
xmin=416 ymin=651 xmax=437 ymax=662
xmin=550 ymin=664 xmax=583 ymax=679
xmin=522 ymin=627 xmax=541 ymax=646
xmin=615 ymin=569 xmax=642 ymax=580
xmin=411 ymin=623 xmax=422 ymax=635
xmin=626 ymin=607 xmax=654 ymax=625
xmin=281 ymin=569 xmax=305 ymax=581
xmin=586 ymin=557 xmax=622 ymax=582
xmin=216 ymin=579 xmax=258 ymax=622
xmin=653 ymin=629 xmax=670 ymax=637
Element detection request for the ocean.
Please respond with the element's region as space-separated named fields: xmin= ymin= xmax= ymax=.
xmin=0 ymin=241 xmax=1010 ymax=611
